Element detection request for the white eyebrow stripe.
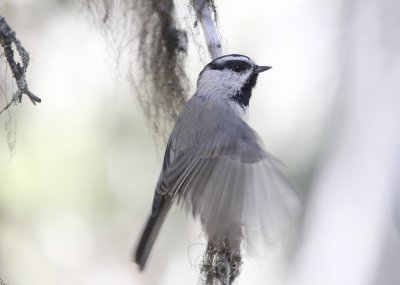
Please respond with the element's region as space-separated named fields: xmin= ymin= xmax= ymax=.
xmin=216 ymin=55 xmax=252 ymax=64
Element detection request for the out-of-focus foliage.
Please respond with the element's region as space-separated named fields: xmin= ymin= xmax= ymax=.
xmin=84 ymin=0 xmax=188 ymax=141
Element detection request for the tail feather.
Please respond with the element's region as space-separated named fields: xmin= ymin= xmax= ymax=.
xmin=134 ymin=200 xmax=171 ymax=270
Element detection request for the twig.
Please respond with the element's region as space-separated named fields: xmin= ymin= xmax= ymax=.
xmin=192 ymin=0 xmax=222 ymax=59
xmin=0 ymin=16 xmax=41 ymax=115
xmin=201 ymin=241 xmax=242 ymax=285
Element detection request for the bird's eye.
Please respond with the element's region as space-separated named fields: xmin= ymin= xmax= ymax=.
xmin=233 ymin=65 xmax=242 ymax=72
xmin=219 ymin=60 xmax=250 ymax=72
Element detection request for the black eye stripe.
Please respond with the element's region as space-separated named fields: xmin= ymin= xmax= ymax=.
xmin=208 ymin=60 xmax=251 ymax=72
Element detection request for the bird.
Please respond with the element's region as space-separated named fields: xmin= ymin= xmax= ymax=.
xmin=134 ymin=54 xmax=300 ymax=270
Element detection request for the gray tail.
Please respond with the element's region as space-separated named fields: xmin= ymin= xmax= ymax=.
xmin=134 ymin=200 xmax=171 ymax=270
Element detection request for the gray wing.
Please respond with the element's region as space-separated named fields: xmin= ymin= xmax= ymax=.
xmin=156 ymin=96 xmax=301 ymax=252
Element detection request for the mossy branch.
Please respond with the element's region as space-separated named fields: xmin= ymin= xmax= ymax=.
xmin=0 ymin=16 xmax=41 ymax=115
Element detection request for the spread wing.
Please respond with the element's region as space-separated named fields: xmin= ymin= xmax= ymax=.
xmin=155 ymin=96 xmax=301 ymax=252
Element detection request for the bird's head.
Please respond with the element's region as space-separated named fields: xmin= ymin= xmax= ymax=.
xmin=196 ymin=54 xmax=271 ymax=107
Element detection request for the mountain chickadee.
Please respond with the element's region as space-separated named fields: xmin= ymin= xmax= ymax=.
xmin=134 ymin=54 xmax=300 ymax=270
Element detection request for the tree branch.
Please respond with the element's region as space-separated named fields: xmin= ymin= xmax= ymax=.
xmin=0 ymin=16 xmax=40 ymax=115
xmin=192 ymin=0 xmax=222 ymax=59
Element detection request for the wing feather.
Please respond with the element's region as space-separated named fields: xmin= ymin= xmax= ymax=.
xmin=155 ymin=96 xmax=301 ymax=252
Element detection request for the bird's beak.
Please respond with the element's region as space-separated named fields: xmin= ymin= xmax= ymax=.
xmin=254 ymin=65 xmax=272 ymax=74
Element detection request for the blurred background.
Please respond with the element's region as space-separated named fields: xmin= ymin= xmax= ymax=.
xmin=0 ymin=0 xmax=399 ymax=284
